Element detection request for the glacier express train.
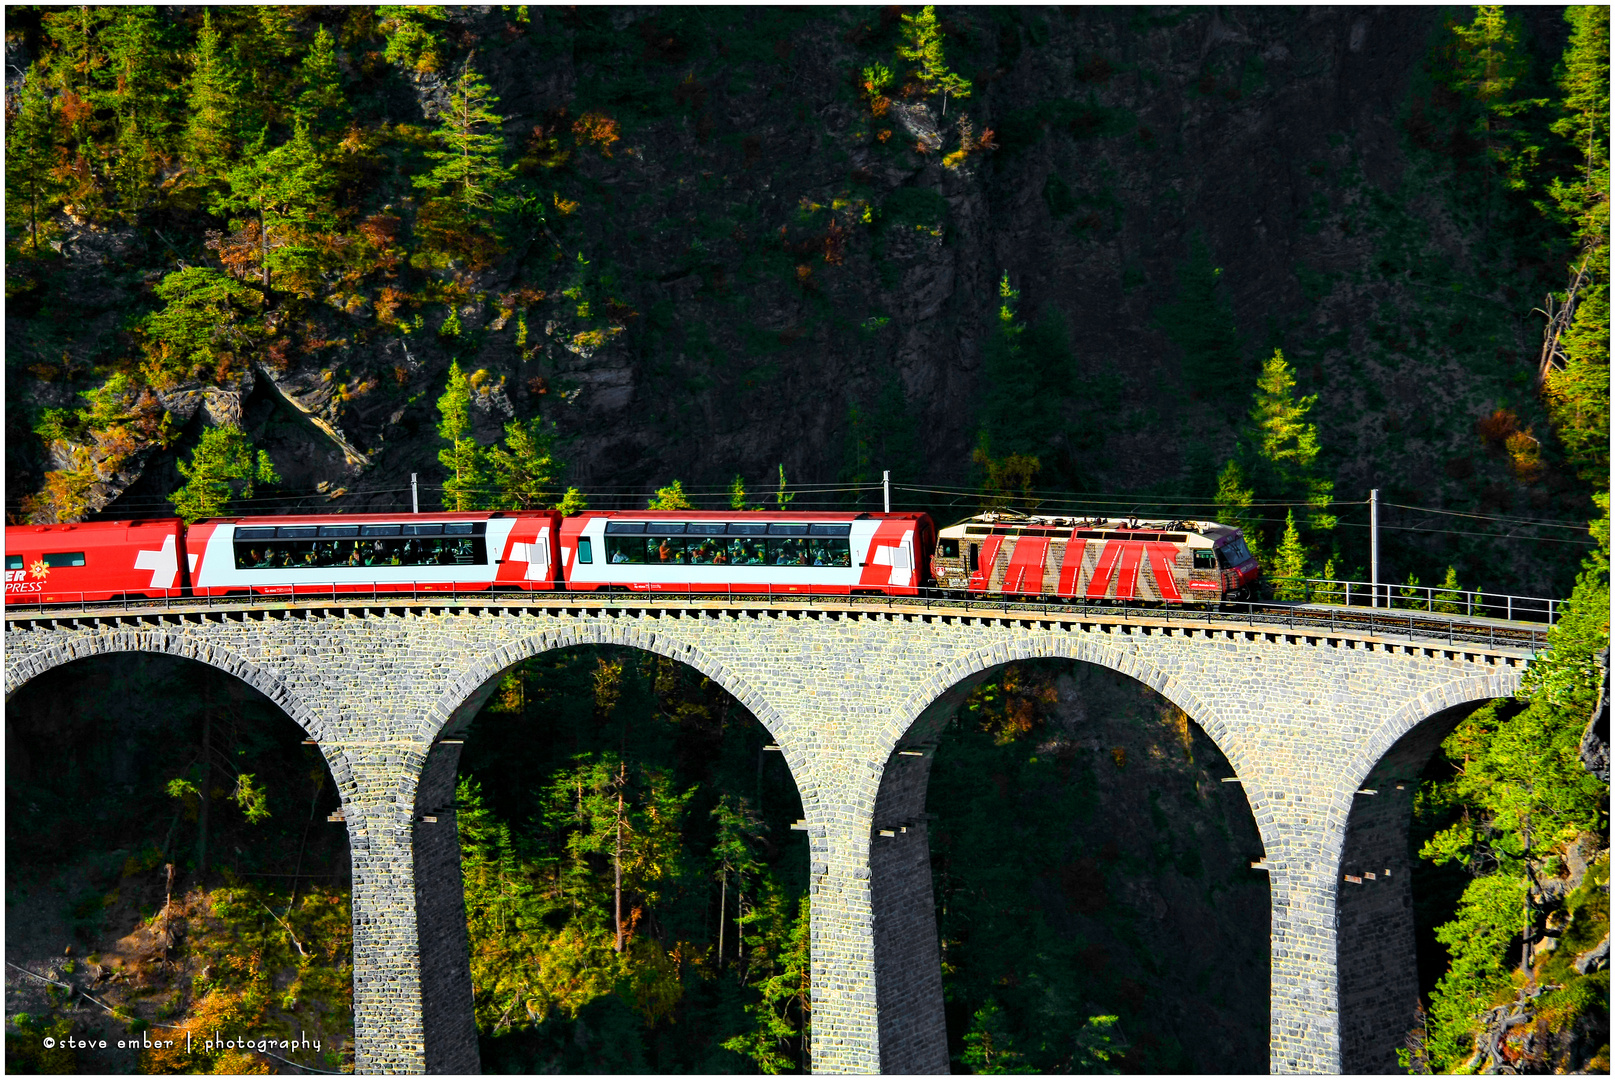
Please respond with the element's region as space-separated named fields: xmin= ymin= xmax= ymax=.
xmin=4 ymin=509 xmax=1258 ymax=606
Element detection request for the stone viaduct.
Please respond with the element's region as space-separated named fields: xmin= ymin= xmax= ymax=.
xmin=4 ymin=596 xmax=1538 ymax=1073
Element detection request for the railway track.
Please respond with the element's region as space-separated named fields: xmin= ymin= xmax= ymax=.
xmin=5 ymin=587 xmax=1550 ymax=654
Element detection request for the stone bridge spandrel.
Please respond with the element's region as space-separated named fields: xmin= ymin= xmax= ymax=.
xmin=4 ymin=600 xmax=1532 ymax=1074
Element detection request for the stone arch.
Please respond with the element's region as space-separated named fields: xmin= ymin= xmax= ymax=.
xmin=4 ymin=628 xmax=372 ymax=806
xmin=870 ymin=628 xmax=1265 ymax=1073
xmin=888 ymin=632 xmax=1236 ymax=771
xmin=418 ymin=616 xmax=818 ymax=812
xmin=1333 ymin=672 xmax=1522 ymax=1073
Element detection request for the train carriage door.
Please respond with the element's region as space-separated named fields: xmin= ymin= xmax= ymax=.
xmin=860 ymin=522 xmax=918 ymax=589
xmin=967 ymin=534 xmax=1005 ymax=593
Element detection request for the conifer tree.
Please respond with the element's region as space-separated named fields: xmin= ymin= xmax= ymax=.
xmin=438 ymin=361 xmax=489 ymax=512
xmin=648 ymin=480 xmax=695 ymax=510
xmin=183 ymin=10 xmax=240 ymax=191
xmin=6 ymin=74 xmax=62 ymax=253
xmin=101 ymin=6 xmax=180 ymax=218
xmin=293 ymin=25 xmax=350 ymax=144
xmin=170 ymin=424 xmax=279 ymax=523
xmin=415 ymin=58 xmax=514 ymax=219
xmin=1271 ymin=510 xmax=1309 ymax=601
xmin=1541 ymin=5 xmax=1609 ymax=487
xmin=214 ymin=122 xmax=330 ymax=305
xmin=486 ymin=416 xmax=565 ymax=510
xmin=896 ymin=6 xmax=972 ymax=114
xmin=1245 ymin=349 xmax=1335 ymax=532
xmin=141 ymin=268 xmax=265 ymax=386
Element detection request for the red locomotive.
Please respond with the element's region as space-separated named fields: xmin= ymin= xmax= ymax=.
xmin=932 ymin=512 xmax=1261 ymax=602
xmin=4 ymin=508 xmax=1258 ymax=606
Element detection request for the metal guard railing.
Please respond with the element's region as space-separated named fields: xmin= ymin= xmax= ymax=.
xmin=1264 ymin=577 xmax=1560 ymax=625
xmin=4 ymin=581 xmax=1554 ymax=653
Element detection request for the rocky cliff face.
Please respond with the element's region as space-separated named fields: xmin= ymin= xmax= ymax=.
xmin=7 ymin=6 xmax=1586 ymax=594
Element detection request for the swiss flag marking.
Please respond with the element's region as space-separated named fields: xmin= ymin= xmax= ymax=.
xmin=133 ymin=534 xmax=181 ymax=590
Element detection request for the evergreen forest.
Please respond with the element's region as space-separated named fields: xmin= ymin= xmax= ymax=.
xmin=4 ymin=4 xmax=1608 ymax=1074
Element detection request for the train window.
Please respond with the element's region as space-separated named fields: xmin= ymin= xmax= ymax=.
xmin=695 ymin=524 xmax=729 ymax=536
xmin=806 ymin=538 xmax=852 ymax=567
xmin=767 ymin=523 xmax=809 ymax=536
xmin=646 ymin=536 xmax=687 ymax=563
xmin=767 ymin=538 xmax=811 ymax=565
xmin=808 ymin=524 xmax=851 ymax=537
xmin=234 ymin=535 xmax=486 ymax=569
xmin=964 ymin=526 xmax=990 ymax=535
xmin=938 ymin=538 xmax=959 ymax=558
xmin=1193 ymin=550 xmax=1216 ymax=570
xmin=44 ymin=552 xmax=86 ymax=567
xmin=6 ymin=555 xmax=23 ymax=570
xmin=279 ymin=526 xmax=319 ymax=539
xmin=236 ymin=527 xmax=278 ymax=541
xmin=576 ymin=538 xmax=593 ymax=564
xmin=1218 ymin=538 xmax=1252 ymax=566
xmin=360 ymin=524 xmax=402 ymax=537
xmin=443 ymin=522 xmax=478 ymax=535
xmin=605 ymin=521 xmax=646 ymax=534
xmin=648 ymin=522 xmax=686 ymax=534
xmin=402 ymin=523 xmax=442 ymax=536
xmin=728 ymin=522 xmax=768 ymax=535
xmin=319 ymin=525 xmax=360 ymax=538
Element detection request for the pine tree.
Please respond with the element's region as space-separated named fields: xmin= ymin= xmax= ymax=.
xmin=170 ymin=424 xmax=279 ymax=523
xmin=214 ymin=122 xmax=331 ymax=305
xmin=415 ymin=58 xmax=514 ymax=219
xmin=183 ymin=10 xmax=240 ymax=191
xmin=1541 ymin=6 xmax=1609 ymax=488
xmin=101 ymin=6 xmax=181 ymax=219
xmin=141 ymin=268 xmax=265 ymax=386
xmin=648 ymin=480 xmax=695 ymax=510
xmin=293 ymin=25 xmax=351 ymax=144
xmin=960 ymin=997 xmax=1033 ymax=1073
xmin=486 ymin=416 xmax=565 ymax=509
xmin=896 ymin=6 xmax=972 ymax=114
xmin=1271 ymin=510 xmax=1309 ymax=601
xmin=6 ymin=73 xmax=62 ymax=253
xmin=1246 ymin=349 xmax=1336 ymax=532
xmin=438 ymin=361 xmax=489 ymax=512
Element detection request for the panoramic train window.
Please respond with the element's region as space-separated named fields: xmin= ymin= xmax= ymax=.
xmin=232 ymin=522 xmax=487 ymax=569
xmin=602 ymin=523 xmax=851 ymax=567
xmin=43 ymin=552 xmax=86 ymax=567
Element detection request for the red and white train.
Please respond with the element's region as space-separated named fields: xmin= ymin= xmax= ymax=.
xmin=4 ymin=509 xmax=1259 ymax=606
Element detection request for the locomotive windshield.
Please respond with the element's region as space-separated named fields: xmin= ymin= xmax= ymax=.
xmin=1218 ymin=537 xmax=1253 ymax=566
xmin=233 ymin=522 xmax=488 ymax=570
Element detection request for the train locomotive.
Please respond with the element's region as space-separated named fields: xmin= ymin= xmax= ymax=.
xmin=4 ymin=508 xmax=1258 ymax=606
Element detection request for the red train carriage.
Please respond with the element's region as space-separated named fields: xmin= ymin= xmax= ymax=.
xmin=5 ymin=519 xmax=189 ymax=605
xmin=186 ymin=511 xmax=561 ymax=596
xmin=559 ymin=511 xmax=935 ymax=595
xmin=930 ymin=513 xmax=1260 ymax=603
